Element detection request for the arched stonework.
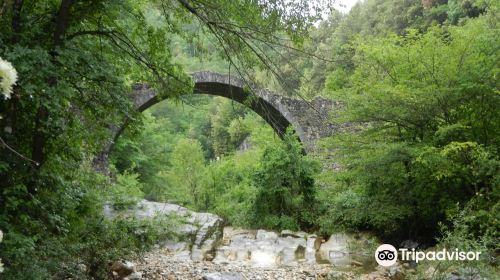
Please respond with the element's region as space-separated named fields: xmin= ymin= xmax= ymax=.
xmin=94 ymin=71 xmax=342 ymax=174
xmin=132 ymin=72 xmax=306 ymax=141
xmin=131 ymin=71 xmax=341 ymax=143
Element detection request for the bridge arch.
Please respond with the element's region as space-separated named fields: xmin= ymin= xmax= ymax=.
xmin=131 ymin=71 xmax=307 ymax=142
xmin=95 ymin=71 xmax=338 ymax=173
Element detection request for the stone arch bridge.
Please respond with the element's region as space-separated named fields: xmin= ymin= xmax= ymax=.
xmin=95 ymin=71 xmax=344 ymax=171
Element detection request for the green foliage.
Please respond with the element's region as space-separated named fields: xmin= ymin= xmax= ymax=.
xmin=0 ymin=162 xmax=178 ymax=280
xmin=111 ymin=111 xmax=178 ymax=194
xmin=228 ymin=117 xmax=251 ymax=148
xmin=265 ymin=0 xmax=494 ymax=100
xmin=320 ymin=13 xmax=499 ymax=246
xmin=1 ymin=0 xmax=497 ymax=277
xmin=160 ymin=138 xmax=208 ymax=209
xmin=440 ymin=195 xmax=499 ymax=257
xmin=324 ymin=68 xmax=349 ymax=92
xmin=252 ymin=129 xmax=320 ymax=231
xmin=0 ymin=0 xmax=324 ymax=278
xmin=206 ymin=150 xmax=260 ymax=227
xmin=110 ymin=172 xmax=145 ymax=210
xmin=202 ymin=112 xmax=280 ymax=227
xmin=209 ymin=99 xmax=248 ymax=156
xmin=447 ymin=0 xmax=489 ymax=24
xmin=406 ymin=194 xmax=499 ymax=279
xmin=111 ymin=95 xmax=280 ymax=227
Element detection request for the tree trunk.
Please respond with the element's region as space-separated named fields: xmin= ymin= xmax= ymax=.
xmin=31 ymin=0 xmax=75 ymax=166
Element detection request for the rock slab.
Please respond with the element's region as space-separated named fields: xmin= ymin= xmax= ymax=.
xmin=104 ymin=200 xmax=224 ymax=261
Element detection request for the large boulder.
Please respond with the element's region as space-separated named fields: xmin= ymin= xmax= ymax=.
xmin=281 ymin=229 xmax=307 ymax=239
xmin=104 ymin=200 xmax=224 ymax=261
xmin=190 ymin=212 xmax=224 ymax=261
xmin=317 ymin=233 xmax=353 ymax=266
xmin=126 ymin=272 xmax=142 ymax=280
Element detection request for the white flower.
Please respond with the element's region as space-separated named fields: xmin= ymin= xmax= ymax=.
xmin=0 ymin=57 xmax=18 ymax=99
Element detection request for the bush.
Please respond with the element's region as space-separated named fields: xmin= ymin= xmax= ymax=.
xmin=318 ymin=139 xmax=499 ymax=242
xmin=110 ymin=172 xmax=144 ymax=210
xmin=408 ymin=195 xmax=499 ymax=279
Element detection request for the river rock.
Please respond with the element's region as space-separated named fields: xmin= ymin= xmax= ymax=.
xmin=328 ymin=270 xmax=356 ymax=279
xmin=387 ymin=263 xmax=406 ymax=280
xmin=110 ymin=261 xmax=135 ymax=279
xmin=164 ymin=240 xmax=189 ymax=252
xmin=444 ymin=267 xmax=484 ymax=280
xmin=213 ymin=228 xmax=318 ymax=267
xmin=190 ymin=212 xmax=224 ymax=261
xmin=125 ymin=272 xmax=142 ymax=280
xmin=256 ymin=229 xmax=278 ymax=241
xmin=202 ymin=272 xmax=245 ymax=280
xmin=399 ymin=240 xmax=419 ymax=249
xmin=317 ymin=233 xmax=352 ymax=266
xmin=281 ymin=229 xmax=307 ymax=238
xmin=305 ymin=236 xmax=318 ymax=263
xmin=0 ymin=230 xmax=3 ymax=274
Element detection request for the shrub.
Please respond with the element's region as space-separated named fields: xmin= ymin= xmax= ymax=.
xmin=110 ymin=172 xmax=144 ymax=210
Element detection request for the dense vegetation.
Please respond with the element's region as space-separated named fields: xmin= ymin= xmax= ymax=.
xmin=0 ymin=0 xmax=498 ymax=279
xmin=0 ymin=0 xmax=324 ymax=278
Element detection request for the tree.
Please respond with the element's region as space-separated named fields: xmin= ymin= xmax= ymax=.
xmin=111 ymin=111 xmax=177 ymax=193
xmin=161 ymin=138 xmax=208 ymax=209
xmin=321 ymin=13 xmax=499 ymax=243
xmin=209 ymin=99 xmax=248 ymax=156
xmin=252 ymin=128 xmax=319 ymax=230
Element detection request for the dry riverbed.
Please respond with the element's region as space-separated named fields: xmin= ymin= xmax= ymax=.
xmin=134 ymin=247 xmax=342 ymax=280
xmin=106 ymin=200 xmax=485 ymax=280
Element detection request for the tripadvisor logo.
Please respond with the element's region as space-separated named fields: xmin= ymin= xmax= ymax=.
xmin=375 ymin=244 xmax=481 ymax=267
xmin=375 ymin=244 xmax=398 ymax=266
